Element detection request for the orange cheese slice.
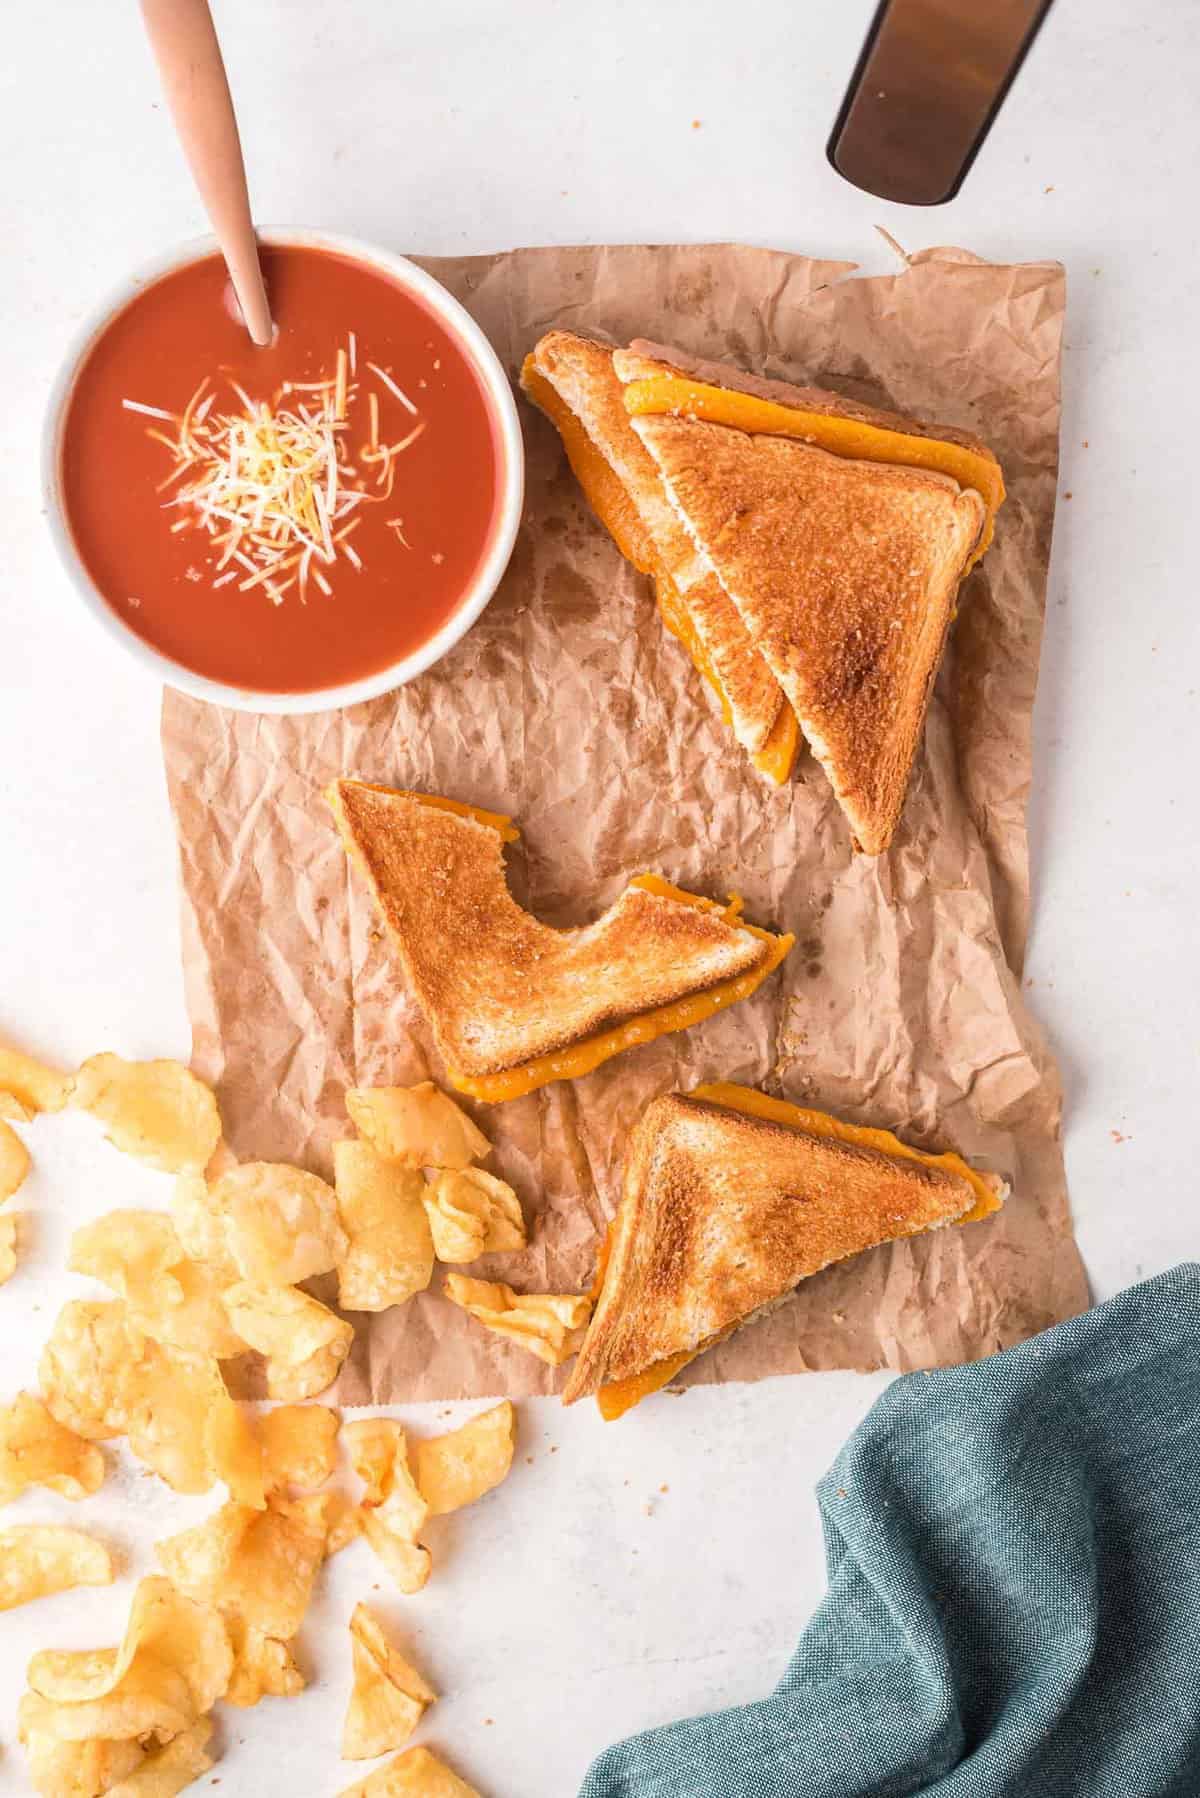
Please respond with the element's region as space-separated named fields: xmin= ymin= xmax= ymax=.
xmin=449 ymin=885 xmax=792 ymax=1103
xmin=690 ymin=1081 xmax=1004 ymax=1224
xmin=522 ymin=356 xmax=799 ymax=785
xmin=597 ymin=1350 xmax=697 ymax=1421
xmin=623 ymin=375 xmax=1005 ymax=563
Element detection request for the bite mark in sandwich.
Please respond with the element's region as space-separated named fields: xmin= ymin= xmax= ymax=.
xmin=326 ymin=780 xmax=792 ymax=1103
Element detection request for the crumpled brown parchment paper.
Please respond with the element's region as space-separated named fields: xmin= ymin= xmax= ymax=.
xmin=161 ymin=241 xmax=1089 ymax=1404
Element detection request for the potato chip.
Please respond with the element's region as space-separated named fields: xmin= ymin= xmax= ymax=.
xmin=28 ymin=1573 xmax=232 ymax=1715
xmin=22 ymin=1730 xmax=145 ymax=1798
xmin=209 ymin=1161 xmax=347 ymax=1285
xmin=106 ymin=1718 xmax=214 ymax=1797
xmin=224 ymin=1621 xmax=305 ymax=1706
xmin=0 ymin=1042 xmax=73 ymax=1117
xmin=69 ymin=1212 xmax=246 ymax=1358
xmin=121 ymin=1338 xmax=233 ymax=1495
xmin=322 ymin=1489 xmax=364 ymax=1556
xmin=40 ymin=1299 xmax=140 ymax=1441
xmin=444 ymin=1274 xmax=591 ymax=1366
xmin=423 ymin=1168 xmax=526 ymax=1263
xmin=41 ymin=1297 xmax=242 ymax=1493
xmin=222 ymin=1282 xmax=354 ymax=1401
xmin=338 ymin=1745 xmax=482 ymax=1797
xmin=171 ymin=1172 xmax=237 ymax=1275
xmin=347 ymin=1082 xmax=489 ymax=1169
xmin=334 ymin=1139 xmax=435 ymax=1312
xmin=0 ymin=1114 xmax=30 ymax=1201
xmin=206 ymin=1390 xmax=266 ymax=1509
xmin=0 ymin=1525 xmax=114 ymax=1610
xmin=72 ymin=1054 xmax=221 ymax=1175
xmin=415 ymin=1402 xmax=516 ymax=1517
xmin=344 ymin=1417 xmax=406 ymax=1507
xmin=345 ymin=1418 xmax=431 ymax=1594
xmin=157 ymin=1494 xmax=325 ymax=1700
xmin=19 ymin=1666 xmax=195 ymax=1745
xmin=0 ymin=1391 xmax=106 ymax=1503
xmin=260 ymin=1403 xmax=339 ymax=1492
xmin=0 ymin=1209 xmax=16 ymax=1282
xmin=343 ymin=1601 xmax=437 ymax=1760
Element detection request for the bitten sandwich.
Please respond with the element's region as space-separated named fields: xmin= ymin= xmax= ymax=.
xmin=326 ymin=781 xmax=792 ymax=1103
xmin=562 ymin=1082 xmax=1005 ymax=1418
xmin=522 ymin=331 xmax=1004 ymax=853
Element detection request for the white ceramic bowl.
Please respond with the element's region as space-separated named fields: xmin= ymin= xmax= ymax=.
xmin=42 ymin=227 xmax=524 ymax=714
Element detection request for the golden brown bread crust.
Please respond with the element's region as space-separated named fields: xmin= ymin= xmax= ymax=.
xmin=563 ymin=1093 xmax=975 ymax=1402
xmin=620 ymin=338 xmax=1000 ymax=467
xmin=526 ymin=330 xmax=786 ymax=754
xmin=327 ymin=781 xmax=771 ymax=1078
xmin=630 ymin=414 xmax=986 ymax=854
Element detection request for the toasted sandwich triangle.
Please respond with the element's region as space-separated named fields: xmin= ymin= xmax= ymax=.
xmin=522 ymin=330 xmax=787 ymax=757
xmin=327 ymin=781 xmax=783 ymax=1090
xmin=630 ymin=413 xmax=987 ymax=853
xmin=563 ymin=1094 xmax=976 ymax=1405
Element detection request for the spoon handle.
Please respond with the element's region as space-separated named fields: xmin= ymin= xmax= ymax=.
xmin=140 ymin=0 xmax=272 ymax=345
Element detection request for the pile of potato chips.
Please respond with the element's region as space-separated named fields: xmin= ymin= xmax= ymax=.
xmin=0 ymin=1041 xmax=592 ymax=1794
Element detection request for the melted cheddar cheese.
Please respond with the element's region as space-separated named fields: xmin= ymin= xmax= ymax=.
xmin=597 ymin=1351 xmax=698 ymax=1421
xmin=624 ymin=375 xmax=1004 ymax=564
xmin=690 ymin=1082 xmax=1004 ymax=1225
xmin=522 ymin=355 xmax=800 ymax=785
xmin=449 ymin=883 xmax=793 ymax=1103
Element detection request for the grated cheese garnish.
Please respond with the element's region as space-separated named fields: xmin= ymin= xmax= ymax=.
xmin=127 ymin=337 xmax=427 ymax=605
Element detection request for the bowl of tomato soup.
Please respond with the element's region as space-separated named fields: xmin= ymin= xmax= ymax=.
xmin=44 ymin=229 xmax=523 ymax=712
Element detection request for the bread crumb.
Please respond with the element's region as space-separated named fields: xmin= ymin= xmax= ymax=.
xmin=691 ymin=118 xmax=702 ymax=129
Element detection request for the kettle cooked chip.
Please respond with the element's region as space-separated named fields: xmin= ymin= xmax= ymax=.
xmin=342 ymin=1602 xmax=437 ymax=1760
xmin=71 ymin=1055 xmax=221 ymax=1176
xmin=222 ymin=1283 xmax=354 ymax=1401
xmin=69 ymin=1211 xmax=245 ymax=1358
xmin=104 ymin=1717 xmax=215 ymax=1797
xmin=422 ymin=1168 xmax=526 ymax=1263
xmin=171 ymin=1173 xmax=237 ymax=1275
xmin=259 ymin=1403 xmax=339 ymax=1493
xmin=40 ymin=1298 xmax=246 ymax=1494
xmin=18 ymin=1667 xmax=195 ymax=1746
xmin=345 ymin=1418 xmax=431 ymax=1594
xmin=0 ymin=1043 xmax=73 ymax=1118
xmin=39 ymin=1299 xmax=141 ymax=1442
xmin=0 ymin=1391 xmax=106 ymax=1503
xmin=205 ymin=1390 xmax=266 ymax=1509
xmin=223 ymin=1621 xmax=305 ymax=1707
xmin=209 ymin=1161 xmax=348 ymax=1286
xmin=346 ymin=1082 xmax=490 ymax=1169
xmin=0 ymin=1525 xmax=114 ymax=1611
xmin=443 ymin=1275 xmax=591 ymax=1366
xmin=414 ymin=1402 xmax=516 ymax=1517
xmin=157 ymin=1494 xmax=326 ymax=1703
xmin=22 ymin=1730 xmax=146 ymax=1798
xmin=27 ymin=1573 xmax=232 ymax=1714
xmin=0 ymin=1116 xmax=30 ymax=1201
xmin=338 ymin=1745 xmax=483 ymax=1797
xmin=334 ymin=1139 xmax=435 ymax=1312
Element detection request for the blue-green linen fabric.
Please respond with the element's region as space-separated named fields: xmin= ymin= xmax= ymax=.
xmin=579 ymin=1265 xmax=1200 ymax=1798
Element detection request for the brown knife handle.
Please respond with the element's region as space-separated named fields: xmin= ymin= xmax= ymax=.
xmin=827 ymin=0 xmax=1055 ymax=206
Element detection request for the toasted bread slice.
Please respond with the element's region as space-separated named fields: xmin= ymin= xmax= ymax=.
xmin=629 ymin=413 xmax=986 ymax=853
xmin=327 ymin=781 xmax=790 ymax=1099
xmin=522 ymin=330 xmax=789 ymax=760
xmin=562 ymin=1091 xmax=982 ymax=1410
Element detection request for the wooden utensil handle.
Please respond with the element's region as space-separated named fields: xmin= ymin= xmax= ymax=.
xmin=140 ymin=0 xmax=272 ymax=344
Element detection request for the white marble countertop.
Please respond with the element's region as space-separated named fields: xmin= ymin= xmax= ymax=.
xmin=2 ymin=2 xmax=1197 ymax=1792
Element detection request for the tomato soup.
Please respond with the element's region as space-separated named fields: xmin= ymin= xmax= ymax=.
xmin=59 ymin=244 xmax=503 ymax=693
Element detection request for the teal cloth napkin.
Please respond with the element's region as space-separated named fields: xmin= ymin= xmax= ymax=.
xmin=579 ymin=1265 xmax=1200 ymax=1797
